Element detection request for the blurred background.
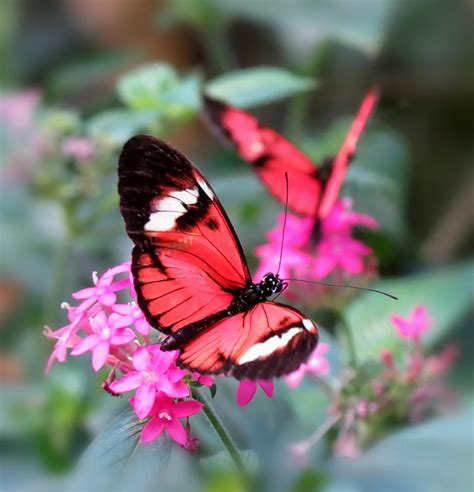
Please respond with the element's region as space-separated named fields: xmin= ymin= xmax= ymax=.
xmin=1 ymin=0 xmax=473 ymax=491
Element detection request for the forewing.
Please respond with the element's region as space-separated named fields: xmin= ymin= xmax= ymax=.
xmin=118 ymin=135 xmax=251 ymax=334
xmin=178 ymin=301 xmax=319 ymax=380
xmin=318 ymin=89 xmax=379 ymax=219
xmin=202 ymin=96 xmax=321 ymax=216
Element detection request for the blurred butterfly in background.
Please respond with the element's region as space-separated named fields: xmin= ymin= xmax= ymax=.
xmin=202 ymin=89 xmax=379 ymax=237
xmin=118 ymin=135 xmax=318 ymax=380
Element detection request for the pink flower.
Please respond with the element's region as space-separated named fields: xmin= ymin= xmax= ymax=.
xmin=0 ymin=90 xmax=41 ymax=132
xmin=236 ymin=379 xmax=274 ymax=407
xmin=110 ymin=345 xmax=188 ymax=418
xmin=322 ymin=199 xmax=378 ymax=236
xmin=72 ymin=268 xmax=130 ymax=314
xmin=62 ymin=136 xmax=95 ymax=161
xmin=313 ymin=234 xmax=373 ymax=279
xmin=140 ymin=393 xmax=203 ymax=445
xmin=390 ymin=305 xmax=432 ymax=339
xmin=71 ymin=311 xmax=135 ymax=371
xmin=286 ymin=343 xmax=330 ymax=388
xmin=43 ymin=315 xmax=86 ymax=373
xmin=112 ymin=302 xmax=151 ymax=336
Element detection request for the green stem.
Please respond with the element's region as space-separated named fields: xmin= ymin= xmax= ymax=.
xmin=191 ymin=387 xmax=248 ymax=479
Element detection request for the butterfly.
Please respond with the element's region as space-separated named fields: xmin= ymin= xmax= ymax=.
xmin=202 ymin=90 xmax=378 ymax=228
xmin=118 ymin=135 xmax=318 ymax=380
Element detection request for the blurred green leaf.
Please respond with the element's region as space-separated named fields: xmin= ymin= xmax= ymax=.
xmin=205 ymin=67 xmax=316 ymax=108
xmin=342 ymin=262 xmax=474 ymax=364
xmin=327 ymin=411 xmax=474 ymax=492
xmin=202 ymin=470 xmax=247 ymax=492
xmin=201 ymin=449 xmax=258 ymax=474
xmin=70 ymin=407 xmax=171 ymax=491
xmin=291 ymin=469 xmax=328 ymax=492
xmin=117 ymin=63 xmax=201 ymax=115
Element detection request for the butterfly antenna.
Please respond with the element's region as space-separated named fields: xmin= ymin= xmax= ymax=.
xmin=283 ymin=278 xmax=398 ymax=300
xmin=276 ymin=172 xmax=289 ymax=276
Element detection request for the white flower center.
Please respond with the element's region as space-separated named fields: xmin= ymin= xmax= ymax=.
xmin=158 ymin=411 xmax=172 ymax=421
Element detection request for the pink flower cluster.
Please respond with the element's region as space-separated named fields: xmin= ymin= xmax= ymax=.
xmin=255 ymin=199 xmax=379 ymax=286
xmin=44 ymin=261 xmax=204 ymax=446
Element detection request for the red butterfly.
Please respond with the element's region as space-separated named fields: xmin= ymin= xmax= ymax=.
xmin=202 ymin=90 xmax=378 ymax=224
xmin=118 ymin=135 xmax=318 ymax=380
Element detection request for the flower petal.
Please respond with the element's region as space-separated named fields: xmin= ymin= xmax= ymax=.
xmin=258 ymin=380 xmax=274 ymax=398
xmin=71 ymin=334 xmax=99 ymax=355
xmin=172 ymin=400 xmax=203 ymax=418
xmin=110 ymin=328 xmax=136 ymax=345
xmin=165 ymin=418 xmax=187 ymax=445
xmin=92 ymin=340 xmax=110 ymax=371
xmin=109 ymin=372 xmax=143 ymax=393
xmin=140 ymin=417 xmax=165 ymax=443
xmin=134 ymin=384 xmax=156 ymax=419
xmin=236 ymin=380 xmax=257 ymax=407
xmin=160 ymin=380 xmax=190 ymax=399
xmin=133 ymin=347 xmax=151 ymax=371
xmin=72 ymin=287 xmax=96 ymax=300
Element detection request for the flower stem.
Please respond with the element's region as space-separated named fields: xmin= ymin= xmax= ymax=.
xmin=191 ymin=387 xmax=248 ymax=479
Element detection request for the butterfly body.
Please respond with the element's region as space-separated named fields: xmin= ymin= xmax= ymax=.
xmin=119 ymin=135 xmax=318 ymax=380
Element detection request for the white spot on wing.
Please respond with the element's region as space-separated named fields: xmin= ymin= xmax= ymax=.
xmin=144 ymin=186 xmax=199 ymax=231
xmin=197 ymin=179 xmax=214 ymax=199
xmin=302 ymin=319 xmax=314 ymax=331
xmin=238 ymin=327 xmax=303 ymax=365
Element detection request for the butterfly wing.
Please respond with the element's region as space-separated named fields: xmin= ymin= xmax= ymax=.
xmin=179 ymin=301 xmax=318 ymax=379
xmin=202 ymin=95 xmax=321 ymax=216
xmin=318 ymin=89 xmax=379 ymax=219
xmin=118 ymin=135 xmax=251 ymax=335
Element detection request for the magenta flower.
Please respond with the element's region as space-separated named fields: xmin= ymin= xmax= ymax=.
xmin=313 ymin=234 xmax=373 ymax=279
xmin=72 ymin=267 xmax=130 ymax=314
xmin=110 ymin=345 xmax=188 ymax=419
xmin=191 ymin=372 xmax=215 ymax=387
xmin=321 ymin=199 xmax=378 ymax=236
xmin=140 ymin=393 xmax=203 ymax=445
xmin=236 ymin=379 xmax=274 ymax=407
xmin=390 ymin=305 xmax=432 ymax=339
xmin=286 ymin=343 xmax=330 ymax=388
xmin=62 ymin=136 xmax=95 ymax=162
xmin=71 ymin=311 xmax=135 ymax=371
xmin=112 ymin=302 xmax=151 ymax=336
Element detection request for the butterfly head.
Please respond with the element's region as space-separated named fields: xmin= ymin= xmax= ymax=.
xmin=260 ymin=272 xmax=283 ymax=296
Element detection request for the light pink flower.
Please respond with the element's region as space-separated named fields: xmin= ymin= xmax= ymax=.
xmin=236 ymin=379 xmax=274 ymax=407
xmin=390 ymin=305 xmax=432 ymax=339
xmin=72 ymin=268 xmax=130 ymax=314
xmin=43 ymin=315 xmax=86 ymax=373
xmin=112 ymin=302 xmax=151 ymax=336
xmin=140 ymin=393 xmax=203 ymax=445
xmin=0 ymin=90 xmax=41 ymax=132
xmin=286 ymin=343 xmax=330 ymax=388
xmin=71 ymin=311 xmax=135 ymax=371
xmin=110 ymin=345 xmax=188 ymax=418
xmin=62 ymin=136 xmax=95 ymax=161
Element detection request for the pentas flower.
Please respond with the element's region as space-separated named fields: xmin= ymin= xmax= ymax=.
xmin=110 ymin=345 xmax=188 ymax=419
xmin=254 ymin=198 xmax=379 ymax=287
xmin=236 ymin=379 xmax=274 ymax=407
xmin=390 ymin=305 xmax=432 ymax=339
xmin=45 ymin=260 xmax=204 ymax=451
xmin=285 ymin=343 xmax=330 ymax=388
xmin=71 ymin=311 xmax=135 ymax=371
xmin=112 ymin=302 xmax=151 ymax=336
xmin=139 ymin=393 xmax=203 ymax=445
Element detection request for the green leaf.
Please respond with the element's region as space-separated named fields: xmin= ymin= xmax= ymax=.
xmin=327 ymin=411 xmax=474 ymax=492
xmin=70 ymin=407 xmax=171 ymax=491
xmin=117 ymin=63 xmax=201 ymax=115
xmin=205 ymin=67 xmax=316 ymax=107
xmin=342 ymin=262 xmax=474 ymax=363
xmin=201 ymin=449 xmax=258 ymax=474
